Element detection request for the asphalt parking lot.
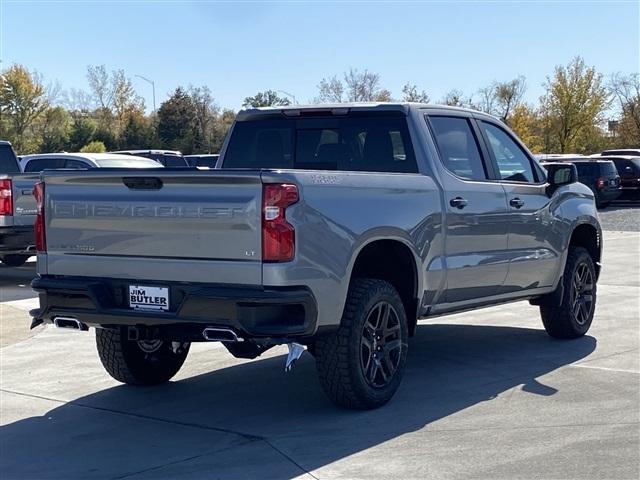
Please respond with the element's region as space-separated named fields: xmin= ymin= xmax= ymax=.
xmin=1 ymin=221 xmax=639 ymax=478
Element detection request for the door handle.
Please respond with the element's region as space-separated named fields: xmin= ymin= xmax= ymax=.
xmin=510 ymin=197 xmax=525 ymax=209
xmin=450 ymin=197 xmax=468 ymax=209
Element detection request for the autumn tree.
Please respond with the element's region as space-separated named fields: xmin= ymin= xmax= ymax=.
xmin=541 ymin=57 xmax=609 ymax=153
xmin=0 ymin=64 xmax=48 ymax=152
xmin=509 ymin=104 xmax=544 ymax=153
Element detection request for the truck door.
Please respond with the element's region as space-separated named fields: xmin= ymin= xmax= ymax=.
xmin=476 ymin=120 xmax=561 ymax=291
xmin=425 ymin=113 xmax=509 ymax=304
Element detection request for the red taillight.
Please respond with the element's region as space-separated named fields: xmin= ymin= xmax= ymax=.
xmin=33 ymin=181 xmax=46 ymax=252
xmin=0 ymin=179 xmax=13 ymax=216
xmin=262 ymin=183 xmax=298 ymax=262
xmin=596 ymin=177 xmax=605 ymax=189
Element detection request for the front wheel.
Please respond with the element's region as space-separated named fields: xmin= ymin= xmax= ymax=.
xmin=540 ymin=246 xmax=597 ymax=339
xmin=314 ymin=278 xmax=408 ymax=409
xmin=96 ymin=327 xmax=190 ymax=385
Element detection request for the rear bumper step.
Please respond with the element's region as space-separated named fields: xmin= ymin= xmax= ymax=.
xmin=31 ymin=276 xmax=317 ymax=339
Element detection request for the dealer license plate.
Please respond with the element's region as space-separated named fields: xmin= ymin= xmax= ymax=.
xmin=129 ymin=285 xmax=169 ymax=311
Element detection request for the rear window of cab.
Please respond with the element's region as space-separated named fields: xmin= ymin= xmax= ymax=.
xmin=223 ymin=115 xmax=418 ymax=173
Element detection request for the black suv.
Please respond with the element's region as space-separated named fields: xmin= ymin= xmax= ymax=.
xmin=570 ymin=159 xmax=622 ymax=208
xmin=542 ymin=157 xmax=622 ymax=208
xmin=600 ymin=155 xmax=640 ymax=198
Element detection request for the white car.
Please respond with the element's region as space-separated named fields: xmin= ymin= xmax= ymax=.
xmin=19 ymin=152 xmax=163 ymax=172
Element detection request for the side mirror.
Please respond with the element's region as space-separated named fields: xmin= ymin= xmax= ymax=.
xmin=544 ymin=162 xmax=577 ymax=196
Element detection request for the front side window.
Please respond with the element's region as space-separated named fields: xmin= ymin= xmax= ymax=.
xmin=429 ymin=116 xmax=487 ymax=181
xmin=64 ymin=159 xmax=91 ymax=169
xmin=481 ymin=122 xmax=536 ymax=183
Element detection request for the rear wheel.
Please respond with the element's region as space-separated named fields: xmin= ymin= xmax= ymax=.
xmin=314 ymin=278 xmax=408 ymax=409
xmin=0 ymin=255 xmax=29 ymax=267
xmin=96 ymin=327 xmax=190 ymax=385
xmin=540 ymin=246 xmax=596 ymax=339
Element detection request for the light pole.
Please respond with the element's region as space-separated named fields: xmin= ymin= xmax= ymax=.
xmin=276 ymin=89 xmax=297 ymax=105
xmin=135 ymin=75 xmax=156 ymax=113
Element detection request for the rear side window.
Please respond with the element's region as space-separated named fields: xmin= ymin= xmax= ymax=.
xmin=480 ymin=122 xmax=536 ymax=183
xmin=223 ymin=115 xmax=417 ymax=173
xmin=24 ymin=158 xmax=66 ymax=172
xmin=574 ymin=163 xmax=594 ymax=178
xmin=0 ymin=144 xmax=20 ymax=173
xmin=429 ymin=116 xmax=486 ymax=181
xmin=613 ymin=158 xmax=640 ymax=173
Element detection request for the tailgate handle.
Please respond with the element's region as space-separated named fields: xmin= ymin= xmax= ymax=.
xmin=123 ymin=177 xmax=163 ymax=190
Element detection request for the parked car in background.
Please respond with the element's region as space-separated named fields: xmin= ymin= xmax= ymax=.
xmin=541 ymin=157 xmax=621 ymax=208
xmin=32 ymin=103 xmax=602 ymax=409
xmin=0 ymin=141 xmax=38 ymax=267
xmin=20 ymin=153 xmax=164 ymax=172
xmin=598 ymin=155 xmax=640 ymax=198
xmin=601 ymin=148 xmax=640 ymax=157
xmin=185 ymin=154 xmax=219 ymax=168
xmin=113 ymin=150 xmax=189 ymax=167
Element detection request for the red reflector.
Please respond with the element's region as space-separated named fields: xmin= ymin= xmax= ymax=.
xmin=262 ymin=183 xmax=298 ymax=262
xmin=33 ymin=182 xmax=46 ymax=252
xmin=596 ymin=177 xmax=605 ymax=189
xmin=0 ymin=179 xmax=13 ymax=216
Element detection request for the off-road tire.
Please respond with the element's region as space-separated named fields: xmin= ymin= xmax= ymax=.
xmin=96 ymin=327 xmax=190 ymax=385
xmin=314 ymin=278 xmax=408 ymax=409
xmin=541 ymin=246 xmax=597 ymax=339
xmin=0 ymin=255 xmax=29 ymax=267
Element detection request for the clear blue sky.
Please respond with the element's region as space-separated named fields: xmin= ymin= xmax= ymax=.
xmin=1 ymin=0 xmax=638 ymax=111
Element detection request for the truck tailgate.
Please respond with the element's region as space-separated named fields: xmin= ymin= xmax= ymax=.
xmin=0 ymin=173 xmax=38 ymax=228
xmin=42 ymin=170 xmax=263 ymax=284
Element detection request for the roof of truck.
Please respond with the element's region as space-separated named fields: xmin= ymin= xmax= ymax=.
xmin=237 ymin=102 xmax=496 ymax=120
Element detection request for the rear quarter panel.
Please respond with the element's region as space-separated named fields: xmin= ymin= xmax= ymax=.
xmin=260 ymin=170 xmax=444 ymax=330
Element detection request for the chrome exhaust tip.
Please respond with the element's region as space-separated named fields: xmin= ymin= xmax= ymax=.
xmin=202 ymin=327 xmax=244 ymax=343
xmin=53 ymin=316 xmax=88 ymax=331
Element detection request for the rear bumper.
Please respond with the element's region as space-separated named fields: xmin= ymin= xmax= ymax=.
xmin=0 ymin=226 xmax=34 ymax=255
xmin=31 ymin=276 xmax=318 ymax=339
xmin=597 ymin=188 xmax=622 ymax=203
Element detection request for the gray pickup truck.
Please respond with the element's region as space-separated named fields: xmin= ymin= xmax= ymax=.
xmin=0 ymin=141 xmax=38 ymax=266
xmin=31 ymin=104 xmax=602 ymax=409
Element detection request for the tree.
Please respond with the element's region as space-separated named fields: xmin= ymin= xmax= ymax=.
xmin=86 ymin=65 xmax=144 ymax=138
xmin=80 ymin=140 xmax=106 ymax=153
xmin=509 ymin=104 xmax=544 ymax=153
xmin=242 ymin=90 xmax=290 ymax=108
xmin=440 ymin=89 xmax=470 ymax=107
xmin=401 ymin=83 xmax=430 ymax=103
xmin=120 ymin=111 xmax=156 ymax=150
xmin=211 ymin=108 xmax=236 ymax=153
xmin=190 ymin=86 xmax=219 ymax=152
xmin=37 ymin=106 xmax=72 ymax=152
xmin=0 ymin=64 xmax=48 ymax=152
xmin=541 ymin=57 xmax=609 ymax=153
xmin=316 ymin=68 xmax=391 ymax=103
xmin=68 ymin=116 xmax=97 ymax=151
xmin=157 ymin=87 xmax=196 ymax=153
xmin=475 ymin=76 xmax=526 ymax=123
xmin=609 ymin=73 xmax=640 ymax=147
xmin=316 ymin=76 xmax=344 ymax=103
